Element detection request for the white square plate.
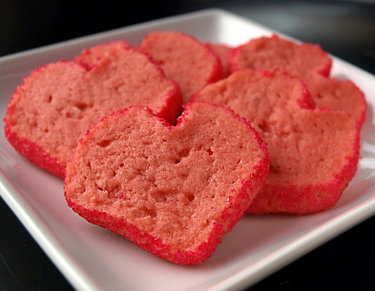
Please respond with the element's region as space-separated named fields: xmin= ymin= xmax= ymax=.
xmin=1 ymin=9 xmax=375 ymax=291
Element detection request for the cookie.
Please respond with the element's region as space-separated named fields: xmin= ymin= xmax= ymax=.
xmin=4 ymin=46 xmax=182 ymax=178
xmin=193 ymin=70 xmax=360 ymax=214
xmin=139 ymin=31 xmax=223 ymax=103
xmin=64 ymin=102 xmax=269 ymax=264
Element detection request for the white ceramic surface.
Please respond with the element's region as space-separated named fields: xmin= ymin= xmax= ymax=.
xmin=1 ymin=9 xmax=375 ymax=291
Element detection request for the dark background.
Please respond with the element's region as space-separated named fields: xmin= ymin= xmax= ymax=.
xmin=1 ymin=0 xmax=375 ymax=290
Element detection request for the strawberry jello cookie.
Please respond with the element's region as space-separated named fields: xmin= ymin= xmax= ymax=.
xmin=64 ymin=102 xmax=269 ymax=264
xmin=4 ymin=46 xmax=182 ymax=178
xmin=139 ymin=31 xmax=223 ymax=103
xmin=193 ymin=70 xmax=360 ymax=214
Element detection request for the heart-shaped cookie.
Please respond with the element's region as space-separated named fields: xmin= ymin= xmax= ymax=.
xmin=4 ymin=45 xmax=182 ymax=178
xmin=229 ymin=34 xmax=366 ymax=128
xmin=139 ymin=31 xmax=223 ymax=104
xmin=64 ymin=102 xmax=269 ymax=264
xmin=193 ymin=70 xmax=360 ymax=214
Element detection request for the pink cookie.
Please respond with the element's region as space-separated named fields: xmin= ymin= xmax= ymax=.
xmin=4 ymin=46 xmax=182 ymax=178
xmin=193 ymin=70 xmax=360 ymax=214
xmin=64 ymin=102 xmax=269 ymax=264
xmin=139 ymin=31 xmax=223 ymax=104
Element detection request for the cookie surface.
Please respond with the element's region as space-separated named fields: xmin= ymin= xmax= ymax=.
xmin=64 ymin=102 xmax=269 ymax=264
xmin=4 ymin=46 xmax=182 ymax=178
xmin=193 ymin=70 xmax=360 ymax=214
xmin=139 ymin=31 xmax=223 ymax=104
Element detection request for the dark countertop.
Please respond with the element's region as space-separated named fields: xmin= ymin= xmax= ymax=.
xmin=1 ymin=1 xmax=375 ymax=290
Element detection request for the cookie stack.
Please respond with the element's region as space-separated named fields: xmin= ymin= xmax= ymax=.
xmin=4 ymin=31 xmax=365 ymax=264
